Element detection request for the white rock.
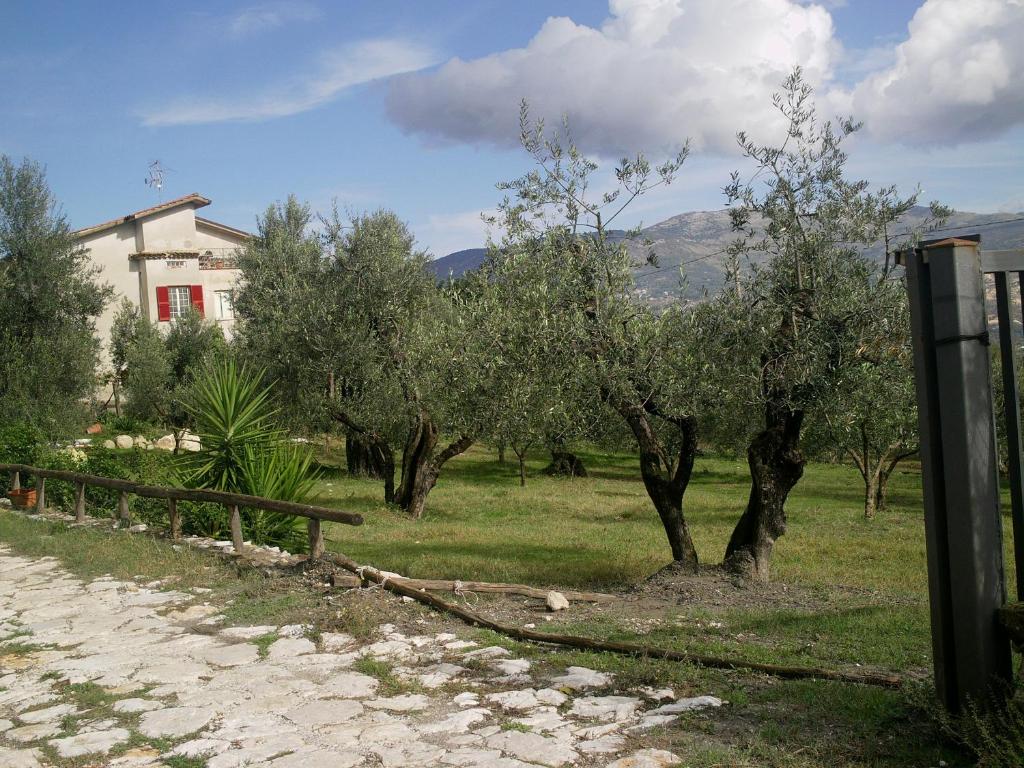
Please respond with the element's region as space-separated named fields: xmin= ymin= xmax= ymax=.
xmin=492 ymin=658 xmax=531 ymax=676
xmin=113 ymin=698 xmax=163 ymax=714
xmin=605 ymin=748 xmax=683 ymax=767
xmin=365 ymin=694 xmax=430 ymax=712
xmin=545 ymin=591 xmax=570 ymax=612
xmin=550 ymin=666 xmax=612 ymax=690
xmin=49 ymin=728 xmax=131 ymax=758
xmin=16 ymin=703 xmax=78 ymax=723
xmin=267 ymin=637 xmax=317 ymax=658
xmin=284 ymin=699 xmax=363 ymax=726
xmin=453 ymin=692 xmax=480 ymax=708
xmin=154 ymin=435 xmax=176 ymax=451
xmin=570 ymin=695 xmax=642 ymax=722
xmin=114 ymin=435 xmax=134 ymax=450
xmin=640 ymin=687 xmax=675 ymax=702
xmin=320 ymin=632 xmax=355 ymax=652
xmin=128 ymin=524 xmax=148 ymax=533
xmin=486 ymin=730 xmax=578 ymax=767
xmin=647 ymin=695 xmax=723 ymax=714
xmin=138 ymin=706 xmax=216 ymax=738
xmin=0 ymin=747 xmax=43 ymax=768
xmin=219 ymin=625 xmax=276 ymax=640
xmin=462 ymin=646 xmax=511 ymax=660
xmin=445 ymin=640 xmax=479 ymax=651
xmin=179 ymin=431 xmax=202 ymax=451
xmin=102 ymin=440 xmax=116 ymax=450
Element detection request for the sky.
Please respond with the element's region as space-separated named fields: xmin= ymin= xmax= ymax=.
xmin=1 ymin=0 xmax=1022 ymax=257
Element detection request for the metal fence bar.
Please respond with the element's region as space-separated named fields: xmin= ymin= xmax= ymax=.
xmin=994 ymin=271 xmax=1024 ymax=601
xmin=902 ymin=236 xmax=1012 ymax=712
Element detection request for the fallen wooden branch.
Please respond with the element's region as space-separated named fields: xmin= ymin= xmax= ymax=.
xmin=328 ymin=552 xmax=903 ymax=689
xmin=328 ymin=570 xmax=616 ymax=604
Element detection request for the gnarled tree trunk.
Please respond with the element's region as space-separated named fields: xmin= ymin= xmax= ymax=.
xmin=612 ymin=398 xmax=699 ymax=570
xmin=724 ymin=407 xmax=804 ymax=582
xmin=332 ymin=410 xmax=395 ymax=504
xmin=396 ymin=411 xmax=473 ymax=518
xmin=544 ymin=450 xmax=588 ymax=478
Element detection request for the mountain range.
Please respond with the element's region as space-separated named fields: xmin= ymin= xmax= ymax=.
xmin=428 ymin=207 xmax=1024 ymax=303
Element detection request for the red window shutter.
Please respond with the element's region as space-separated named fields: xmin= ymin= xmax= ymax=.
xmin=156 ymin=286 xmax=171 ymax=322
xmin=190 ymin=285 xmax=205 ymax=318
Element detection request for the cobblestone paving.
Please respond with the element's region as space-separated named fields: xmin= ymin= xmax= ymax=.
xmin=0 ymin=545 xmax=722 ymax=767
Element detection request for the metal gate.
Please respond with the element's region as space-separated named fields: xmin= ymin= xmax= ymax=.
xmin=900 ymin=236 xmax=1024 ymax=711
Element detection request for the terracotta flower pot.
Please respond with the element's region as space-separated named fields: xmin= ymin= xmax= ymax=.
xmin=8 ymin=488 xmax=37 ymax=509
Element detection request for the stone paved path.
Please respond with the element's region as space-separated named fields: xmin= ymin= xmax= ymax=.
xmin=0 ymin=545 xmax=722 ymax=767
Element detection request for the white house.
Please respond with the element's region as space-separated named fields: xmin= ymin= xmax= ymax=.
xmin=73 ymin=193 xmax=250 ymax=367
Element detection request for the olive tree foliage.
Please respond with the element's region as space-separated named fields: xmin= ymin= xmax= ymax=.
xmin=234 ymin=199 xmax=483 ymax=518
xmin=489 ymin=104 xmax=705 ymax=568
xmin=0 ymin=156 xmax=112 ymax=436
xmin=110 ymin=300 xmax=226 ymax=447
xmin=716 ymin=68 xmax=925 ymax=580
xmin=462 ymin=242 xmax=596 ymax=487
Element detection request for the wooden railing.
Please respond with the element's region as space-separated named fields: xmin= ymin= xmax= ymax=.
xmin=1 ymin=463 xmax=362 ymax=558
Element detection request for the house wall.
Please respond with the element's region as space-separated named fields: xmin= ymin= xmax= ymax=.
xmin=77 ymin=203 xmax=247 ymax=373
xmin=77 ymin=221 xmax=144 ymax=368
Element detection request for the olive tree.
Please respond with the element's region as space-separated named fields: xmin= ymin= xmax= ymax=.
xmin=112 ymin=303 xmax=226 ymax=448
xmin=235 ymin=201 xmax=482 ymax=518
xmin=719 ymin=69 xmax=923 ymax=579
xmin=0 ymin=156 xmax=111 ymax=436
xmin=491 ymin=106 xmax=702 ymax=568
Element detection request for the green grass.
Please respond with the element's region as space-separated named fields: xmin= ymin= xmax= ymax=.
xmin=2 ymin=443 xmax=1013 ymax=767
xmin=352 ymin=656 xmax=424 ymax=696
xmin=316 ymin=445 xmax=955 ymax=593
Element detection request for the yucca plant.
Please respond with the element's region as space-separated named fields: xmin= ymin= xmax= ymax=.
xmin=182 ymin=358 xmax=280 ymax=492
xmin=238 ymin=443 xmax=321 ymax=552
xmin=181 ymin=359 xmax=320 ymax=551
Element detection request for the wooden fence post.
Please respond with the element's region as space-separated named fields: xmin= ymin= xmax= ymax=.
xmin=168 ymin=499 xmax=181 ymax=539
xmin=307 ymin=518 xmax=324 ymax=559
xmin=117 ymin=491 xmax=130 ymax=525
xmin=902 ymin=237 xmax=1012 ymax=712
xmin=74 ymin=482 xmax=86 ymax=523
xmin=229 ymin=505 xmax=243 ymax=552
xmin=35 ymin=477 xmax=45 ymax=513
xmin=11 ymin=470 xmax=19 ymax=491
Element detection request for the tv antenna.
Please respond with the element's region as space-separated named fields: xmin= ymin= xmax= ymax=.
xmin=144 ymin=160 xmax=173 ymax=200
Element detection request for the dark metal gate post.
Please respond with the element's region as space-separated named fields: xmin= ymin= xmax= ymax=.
xmin=902 ymin=237 xmax=1011 ymax=712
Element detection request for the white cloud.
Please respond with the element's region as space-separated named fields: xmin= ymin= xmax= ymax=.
xmin=842 ymin=0 xmax=1024 ymax=146
xmin=141 ymin=39 xmax=438 ymax=127
xmin=386 ymin=0 xmax=1024 ymax=155
xmin=387 ymin=0 xmax=840 ymax=156
xmin=227 ymin=1 xmax=320 ymax=39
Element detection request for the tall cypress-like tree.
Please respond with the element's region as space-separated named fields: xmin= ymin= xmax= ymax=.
xmin=0 ymin=156 xmax=111 ymax=435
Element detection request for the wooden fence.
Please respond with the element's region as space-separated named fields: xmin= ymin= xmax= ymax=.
xmin=1 ymin=462 xmax=363 ymax=558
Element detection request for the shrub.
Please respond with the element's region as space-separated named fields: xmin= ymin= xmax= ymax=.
xmin=0 ymin=423 xmax=45 ymax=494
xmin=35 ymin=447 xmax=88 ymax=512
xmin=82 ymin=447 xmax=177 ymax=525
xmin=949 ymin=694 xmax=1024 ymax=767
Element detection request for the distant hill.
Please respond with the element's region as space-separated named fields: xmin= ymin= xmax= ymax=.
xmin=426 ymin=248 xmax=487 ymax=280
xmin=428 ymin=207 xmax=1024 ymax=303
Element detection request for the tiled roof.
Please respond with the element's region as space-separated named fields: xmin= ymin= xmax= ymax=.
xmin=73 ymin=193 xmax=212 ymax=238
xmin=195 ymin=216 xmax=251 ymax=240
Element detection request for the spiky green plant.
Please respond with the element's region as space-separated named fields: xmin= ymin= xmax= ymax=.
xmin=183 ymin=359 xmax=279 ymax=493
xmin=182 ymin=359 xmax=319 ymax=551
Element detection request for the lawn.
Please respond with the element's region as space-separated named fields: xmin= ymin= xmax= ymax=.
xmin=3 ymin=442 xmax=1019 ymax=766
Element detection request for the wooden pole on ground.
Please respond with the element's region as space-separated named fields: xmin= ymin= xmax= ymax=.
xmin=117 ymin=491 xmax=130 ymax=525
xmin=168 ymin=499 xmax=180 ymax=539
xmin=229 ymin=505 xmax=243 ymax=552
xmin=307 ymin=518 xmax=324 ymax=559
xmin=35 ymin=477 xmax=45 ymax=513
xmin=11 ymin=470 xmax=19 ymax=491
xmin=74 ymin=482 xmax=86 ymax=523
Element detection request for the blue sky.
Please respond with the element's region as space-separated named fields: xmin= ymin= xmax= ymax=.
xmin=2 ymin=0 xmax=1022 ymax=256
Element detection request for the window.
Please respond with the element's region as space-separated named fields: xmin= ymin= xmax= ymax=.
xmin=215 ymin=290 xmax=234 ymax=320
xmin=167 ymin=286 xmax=192 ymax=319
xmin=156 ymin=285 xmax=205 ymax=321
